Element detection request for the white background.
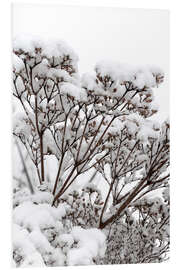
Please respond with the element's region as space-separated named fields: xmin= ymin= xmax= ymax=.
xmin=0 ymin=0 xmax=179 ymax=270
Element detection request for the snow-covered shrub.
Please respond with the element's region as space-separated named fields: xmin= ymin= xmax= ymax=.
xmin=102 ymin=195 xmax=169 ymax=264
xmin=12 ymin=34 xmax=169 ymax=266
xmin=12 ymin=191 xmax=106 ymax=267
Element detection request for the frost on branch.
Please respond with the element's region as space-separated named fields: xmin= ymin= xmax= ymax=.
xmin=12 ymin=34 xmax=169 ymax=266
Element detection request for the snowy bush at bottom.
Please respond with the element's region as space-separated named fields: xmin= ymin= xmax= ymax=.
xmin=12 ymin=190 xmax=106 ymax=267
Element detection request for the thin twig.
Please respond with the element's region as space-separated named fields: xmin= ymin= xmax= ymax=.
xmin=15 ymin=139 xmax=35 ymax=193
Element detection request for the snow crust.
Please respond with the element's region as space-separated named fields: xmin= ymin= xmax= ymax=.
xmin=61 ymin=82 xmax=87 ymax=102
xmin=13 ymin=34 xmax=78 ymax=63
xmin=67 ymin=226 xmax=106 ymax=265
xmin=95 ymin=60 xmax=164 ymax=88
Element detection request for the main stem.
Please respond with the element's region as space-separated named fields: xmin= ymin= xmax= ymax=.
xmin=39 ymin=132 xmax=45 ymax=182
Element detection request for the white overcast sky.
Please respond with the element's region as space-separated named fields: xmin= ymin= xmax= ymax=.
xmin=12 ymin=3 xmax=169 ymax=122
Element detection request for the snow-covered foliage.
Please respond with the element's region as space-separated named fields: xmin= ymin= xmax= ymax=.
xmin=103 ymin=195 xmax=169 ymax=264
xmin=12 ymin=34 xmax=169 ymax=266
xmin=12 ymin=188 xmax=106 ymax=267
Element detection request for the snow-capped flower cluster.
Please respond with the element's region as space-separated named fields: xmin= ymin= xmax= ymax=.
xmin=95 ymin=61 xmax=164 ymax=89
